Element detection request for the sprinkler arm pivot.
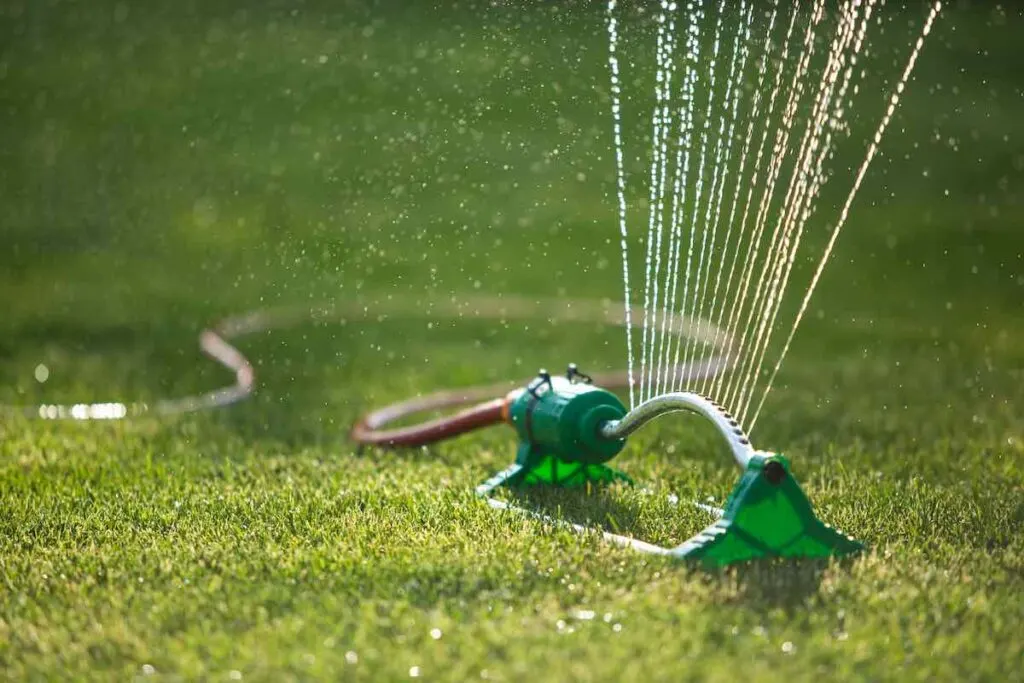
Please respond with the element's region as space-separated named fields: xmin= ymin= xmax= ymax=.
xmin=598 ymin=391 xmax=754 ymax=468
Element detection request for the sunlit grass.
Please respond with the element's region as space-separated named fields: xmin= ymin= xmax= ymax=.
xmin=0 ymin=1 xmax=1021 ymax=680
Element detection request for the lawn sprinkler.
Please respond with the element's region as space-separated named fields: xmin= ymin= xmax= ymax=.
xmin=352 ymin=362 xmax=864 ymax=569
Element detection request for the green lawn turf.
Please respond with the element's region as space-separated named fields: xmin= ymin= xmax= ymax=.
xmin=1 ymin=1 xmax=1022 ymax=680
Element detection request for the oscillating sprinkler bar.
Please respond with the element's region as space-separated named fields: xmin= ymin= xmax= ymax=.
xmin=597 ymin=392 xmax=755 ymax=469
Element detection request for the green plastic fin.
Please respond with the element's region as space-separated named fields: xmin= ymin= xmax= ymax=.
xmin=500 ymin=444 xmax=631 ymax=488
xmin=673 ymin=454 xmax=863 ymax=568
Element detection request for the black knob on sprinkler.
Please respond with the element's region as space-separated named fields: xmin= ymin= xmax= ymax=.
xmin=528 ymin=368 xmax=554 ymax=398
xmin=566 ymin=363 xmax=592 ymax=385
xmin=763 ymin=460 xmax=786 ymax=485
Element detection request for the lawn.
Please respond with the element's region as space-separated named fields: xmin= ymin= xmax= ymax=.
xmin=1 ymin=1 xmax=1022 ymax=681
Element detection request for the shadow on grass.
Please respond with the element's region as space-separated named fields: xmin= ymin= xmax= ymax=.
xmin=494 ymin=483 xmax=861 ymax=613
xmin=504 ymin=485 xmax=644 ymax=539
xmin=702 ymin=558 xmax=845 ymax=612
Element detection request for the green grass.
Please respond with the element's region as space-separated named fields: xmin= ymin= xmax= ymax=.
xmin=1 ymin=1 xmax=1022 ymax=680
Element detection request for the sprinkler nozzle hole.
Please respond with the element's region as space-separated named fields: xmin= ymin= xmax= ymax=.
xmin=763 ymin=460 xmax=786 ymax=485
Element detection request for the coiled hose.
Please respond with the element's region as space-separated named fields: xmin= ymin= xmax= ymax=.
xmin=3 ymin=295 xmax=732 ymax=449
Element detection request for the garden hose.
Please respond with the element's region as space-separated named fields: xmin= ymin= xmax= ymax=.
xmin=3 ymin=295 xmax=726 ymax=425
xmin=347 ymin=360 xmax=725 ymax=449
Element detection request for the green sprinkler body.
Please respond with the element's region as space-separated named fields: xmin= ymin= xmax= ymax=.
xmin=499 ymin=365 xmax=632 ymax=487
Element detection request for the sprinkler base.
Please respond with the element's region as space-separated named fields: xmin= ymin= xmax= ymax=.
xmin=674 ymin=453 xmax=863 ymax=567
xmin=475 ymin=450 xmax=863 ymax=568
xmin=477 ymin=447 xmax=632 ymax=494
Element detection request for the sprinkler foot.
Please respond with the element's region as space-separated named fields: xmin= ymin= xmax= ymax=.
xmin=476 ymin=447 xmax=632 ymax=496
xmin=673 ymin=454 xmax=864 ymax=568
